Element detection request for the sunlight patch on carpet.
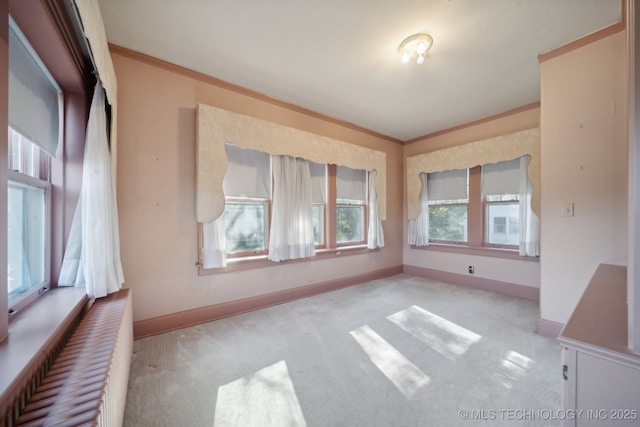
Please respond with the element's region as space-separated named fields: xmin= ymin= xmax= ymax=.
xmin=387 ymin=305 xmax=482 ymax=361
xmin=213 ymin=360 xmax=307 ymax=427
xmin=495 ymin=350 xmax=535 ymax=389
xmin=350 ymin=325 xmax=431 ymax=399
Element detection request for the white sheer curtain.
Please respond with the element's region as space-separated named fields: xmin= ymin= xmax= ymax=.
xmin=367 ymin=170 xmax=384 ymax=249
xmin=408 ymin=172 xmax=430 ymax=246
xmin=519 ymin=155 xmax=540 ymax=256
xmin=202 ymin=215 xmax=226 ymax=268
xmin=268 ymin=155 xmax=315 ymax=261
xmin=58 ymin=81 xmax=124 ymax=298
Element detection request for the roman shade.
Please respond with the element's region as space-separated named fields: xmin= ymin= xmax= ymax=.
xmin=223 ymin=143 xmax=270 ymax=199
xmin=482 ymin=157 xmax=520 ymax=196
xmin=337 ymin=166 xmax=367 ymax=202
xmin=9 ymin=22 xmax=61 ymax=156
xmin=427 ymin=169 xmax=468 ymax=201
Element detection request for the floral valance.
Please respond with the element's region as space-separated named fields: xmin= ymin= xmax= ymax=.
xmin=407 ymin=128 xmax=540 ymax=219
xmin=196 ymin=104 xmax=387 ymax=223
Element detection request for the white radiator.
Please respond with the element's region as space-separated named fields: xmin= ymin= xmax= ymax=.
xmin=14 ymin=289 xmax=132 ymax=427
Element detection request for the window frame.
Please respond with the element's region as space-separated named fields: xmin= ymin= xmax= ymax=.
xmin=427 ymin=200 xmax=469 ymax=245
xmin=335 ymin=200 xmax=368 ymax=247
xmin=198 ymin=163 xmax=374 ymax=274
xmin=482 ymin=197 xmax=519 ymax=250
xmin=7 ymin=169 xmax=52 ymax=315
xmin=223 ymin=197 xmax=271 ymax=258
xmin=415 ymin=163 xmax=536 ymax=261
xmin=312 ymin=202 xmax=327 ymax=248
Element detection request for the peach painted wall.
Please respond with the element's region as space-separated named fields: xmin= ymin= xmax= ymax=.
xmin=403 ymin=107 xmax=542 ymax=289
xmin=540 ymin=31 xmax=628 ymax=325
xmin=111 ymin=50 xmax=403 ymax=323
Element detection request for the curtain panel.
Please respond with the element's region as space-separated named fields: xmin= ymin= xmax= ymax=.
xmin=407 ymin=173 xmax=430 ymax=246
xmin=367 ymin=170 xmax=384 ymax=249
xmin=268 ymin=155 xmax=315 ymax=262
xmin=58 ymin=82 xmax=124 ymax=298
xmin=519 ymin=156 xmax=540 ymax=256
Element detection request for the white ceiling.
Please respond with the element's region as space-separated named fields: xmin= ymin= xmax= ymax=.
xmin=97 ymin=0 xmax=621 ymax=142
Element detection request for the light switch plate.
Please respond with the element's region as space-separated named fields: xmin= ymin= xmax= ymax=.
xmin=561 ymin=202 xmax=574 ymax=217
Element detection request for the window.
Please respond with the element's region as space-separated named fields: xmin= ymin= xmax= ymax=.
xmin=418 ymin=157 xmax=533 ymax=254
xmin=212 ymin=145 xmax=370 ymax=265
xmin=8 ymin=157 xmax=50 ymax=310
xmin=336 ymin=166 xmax=367 ymax=245
xmin=224 ymin=199 xmax=269 ymax=255
xmin=482 ymin=158 xmax=521 ymax=248
xmin=222 ymin=143 xmax=271 ymax=257
xmin=7 ymin=21 xmax=59 ymax=313
xmin=427 ymin=169 xmax=468 ymax=243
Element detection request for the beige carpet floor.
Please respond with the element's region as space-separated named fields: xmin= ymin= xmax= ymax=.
xmin=124 ymin=273 xmax=561 ymax=426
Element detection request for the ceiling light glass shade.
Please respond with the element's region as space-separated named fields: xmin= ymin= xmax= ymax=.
xmin=399 ymin=33 xmax=433 ymax=65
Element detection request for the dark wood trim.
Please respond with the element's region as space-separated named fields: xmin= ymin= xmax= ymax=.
xmin=403 ymin=264 xmax=540 ymax=301
xmin=0 ymin=0 xmax=8 ymax=342
xmin=404 ymin=103 xmax=541 ymax=145
xmin=538 ymin=21 xmax=625 ymax=64
xmin=134 ymin=265 xmax=403 ymax=339
xmin=9 ymin=0 xmax=92 ymax=94
xmin=109 ymin=43 xmax=403 ymax=145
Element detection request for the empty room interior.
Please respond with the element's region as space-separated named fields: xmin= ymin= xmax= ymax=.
xmin=1 ymin=0 xmax=640 ymax=426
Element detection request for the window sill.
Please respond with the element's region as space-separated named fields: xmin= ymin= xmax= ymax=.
xmin=410 ymin=243 xmax=539 ymax=262
xmin=0 ymin=287 xmax=89 ymax=418
xmin=198 ymin=245 xmax=377 ymax=275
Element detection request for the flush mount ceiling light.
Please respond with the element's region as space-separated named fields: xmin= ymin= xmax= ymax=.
xmin=399 ymin=33 xmax=433 ymax=65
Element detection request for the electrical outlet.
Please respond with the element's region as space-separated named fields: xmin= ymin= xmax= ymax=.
xmin=468 ymin=265 xmax=474 ymax=274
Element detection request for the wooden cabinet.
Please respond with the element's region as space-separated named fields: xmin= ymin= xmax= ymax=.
xmin=559 ymin=264 xmax=640 ymax=426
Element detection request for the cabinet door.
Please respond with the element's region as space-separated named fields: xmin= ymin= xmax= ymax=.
xmin=574 ymin=352 xmax=640 ymax=426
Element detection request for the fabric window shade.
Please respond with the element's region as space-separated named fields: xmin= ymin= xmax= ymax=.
xmin=427 ymin=169 xmax=467 ymax=201
xmin=223 ymin=142 xmax=270 ymax=198
xmin=309 ymin=161 xmax=326 ymax=204
xmin=9 ymin=23 xmax=61 ymax=157
xmin=337 ymin=165 xmax=367 ymax=201
xmin=482 ymin=158 xmax=520 ymax=196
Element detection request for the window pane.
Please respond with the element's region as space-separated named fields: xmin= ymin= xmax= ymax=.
xmin=8 ymin=179 xmax=46 ymax=302
xmin=336 ymin=205 xmax=364 ymax=244
xmin=312 ymin=204 xmax=324 ymax=245
xmin=429 ymin=205 xmax=468 ymax=242
xmin=486 ymin=203 xmax=519 ymax=245
xmin=224 ymin=202 xmax=268 ymax=254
